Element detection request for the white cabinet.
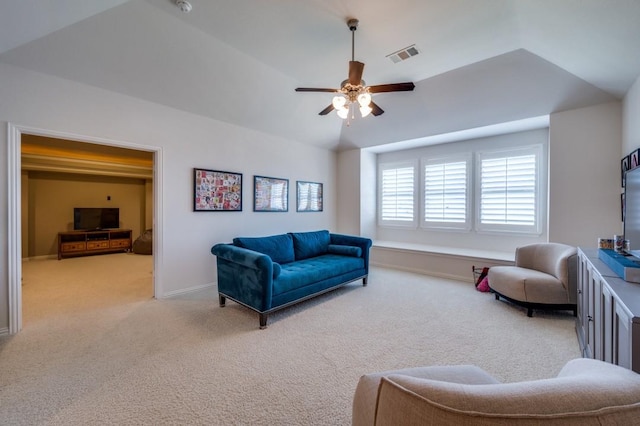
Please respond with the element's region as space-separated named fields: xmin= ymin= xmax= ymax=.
xmin=577 ymin=248 xmax=640 ymax=374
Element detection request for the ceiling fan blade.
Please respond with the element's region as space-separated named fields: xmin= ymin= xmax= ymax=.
xmin=368 ymin=82 xmax=415 ymax=93
xmin=295 ymin=88 xmax=339 ymax=93
xmin=370 ymin=101 xmax=384 ymax=116
xmin=318 ymin=104 xmax=335 ymax=116
xmin=348 ymin=61 xmax=365 ymax=85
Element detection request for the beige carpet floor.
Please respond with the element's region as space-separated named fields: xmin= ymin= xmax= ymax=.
xmin=1 ymin=256 xmax=580 ymax=425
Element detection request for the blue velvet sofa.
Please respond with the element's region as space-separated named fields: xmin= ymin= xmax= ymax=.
xmin=211 ymin=230 xmax=372 ymax=328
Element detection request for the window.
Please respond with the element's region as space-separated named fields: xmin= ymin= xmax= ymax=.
xmin=422 ymin=156 xmax=470 ymax=230
xmin=379 ymin=162 xmax=416 ymax=226
xmin=477 ymin=146 xmax=541 ymax=234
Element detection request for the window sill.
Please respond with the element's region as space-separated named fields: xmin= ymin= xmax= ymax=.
xmin=372 ymin=240 xmax=514 ymax=262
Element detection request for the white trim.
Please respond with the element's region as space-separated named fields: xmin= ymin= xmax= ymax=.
xmin=7 ymin=124 xmax=22 ymax=334
xmin=161 ymin=283 xmax=215 ymax=299
xmin=7 ymin=123 xmax=163 ymax=334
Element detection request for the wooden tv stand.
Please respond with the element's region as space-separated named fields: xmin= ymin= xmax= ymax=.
xmin=58 ymin=229 xmax=133 ymax=260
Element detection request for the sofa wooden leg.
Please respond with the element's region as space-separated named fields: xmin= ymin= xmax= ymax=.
xmin=363 ymin=277 xmax=368 ymax=286
xmin=219 ymin=294 xmax=226 ymax=307
xmin=259 ymin=313 xmax=268 ymax=329
xmin=527 ymin=308 xmax=533 ymax=317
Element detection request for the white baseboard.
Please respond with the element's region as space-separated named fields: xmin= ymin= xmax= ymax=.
xmin=371 ymin=243 xmax=514 ymax=283
xmin=22 ymin=255 xmax=57 ymax=261
xmin=160 ymin=283 xmax=215 ymax=298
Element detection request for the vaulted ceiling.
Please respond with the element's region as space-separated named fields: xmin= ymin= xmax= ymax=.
xmin=1 ymin=0 xmax=639 ymax=151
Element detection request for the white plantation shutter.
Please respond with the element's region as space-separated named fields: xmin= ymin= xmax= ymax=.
xmin=478 ymin=148 xmax=539 ymax=233
xmin=380 ymin=164 xmax=415 ymax=224
xmin=423 ymin=159 xmax=469 ymax=229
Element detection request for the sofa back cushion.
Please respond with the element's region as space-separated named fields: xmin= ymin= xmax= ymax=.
xmin=233 ymin=233 xmax=295 ymax=264
xmin=290 ymin=230 xmax=330 ymax=260
xmin=374 ymin=359 xmax=640 ymax=425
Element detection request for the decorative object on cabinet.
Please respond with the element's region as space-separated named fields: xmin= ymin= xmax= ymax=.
xmin=488 ymin=243 xmax=578 ymax=317
xmin=254 ymin=175 xmax=288 ymax=212
xmin=58 ymin=229 xmax=132 ymax=260
xmin=296 ymin=181 xmax=323 ymax=212
xmin=577 ymin=248 xmax=640 ymax=373
xmin=194 ymin=168 xmax=242 ymax=212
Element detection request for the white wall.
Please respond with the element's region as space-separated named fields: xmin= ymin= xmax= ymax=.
xmin=0 ymin=63 xmax=337 ymax=333
xmin=336 ymin=149 xmax=377 ymax=239
xmin=549 ymin=102 xmax=622 ymax=246
xmin=623 ymin=76 xmax=640 ymax=154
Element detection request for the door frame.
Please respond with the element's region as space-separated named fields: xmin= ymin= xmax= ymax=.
xmin=7 ymin=122 xmax=163 ymax=334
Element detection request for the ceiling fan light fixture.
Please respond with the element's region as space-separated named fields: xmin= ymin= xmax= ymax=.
xmin=294 ymin=17 xmax=415 ymax=120
xmin=357 ymin=92 xmax=371 ymax=107
xmin=332 ymin=95 xmax=346 ymax=109
xmin=359 ymin=105 xmax=372 ymax=118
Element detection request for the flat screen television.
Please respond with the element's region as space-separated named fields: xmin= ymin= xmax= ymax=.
xmin=624 ymin=167 xmax=640 ymax=255
xmin=73 ymin=207 xmax=120 ymax=231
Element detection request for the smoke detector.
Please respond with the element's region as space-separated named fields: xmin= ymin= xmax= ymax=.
xmin=176 ymin=0 xmax=192 ymax=13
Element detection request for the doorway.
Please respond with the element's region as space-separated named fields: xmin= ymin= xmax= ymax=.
xmin=7 ymin=123 xmax=163 ymax=334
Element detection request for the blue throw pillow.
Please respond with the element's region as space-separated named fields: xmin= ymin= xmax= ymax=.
xmin=327 ymin=244 xmax=362 ymax=257
xmin=272 ymin=262 xmax=282 ymax=279
xmin=290 ymin=230 xmax=330 ymax=260
xmin=233 ymin=233 xmax=295 ymax=264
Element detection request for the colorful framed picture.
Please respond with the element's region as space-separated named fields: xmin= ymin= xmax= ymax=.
xmin=296 ymin=181 xmax=323 ymax=212
xmin=193 ymin=168 xmax=242 ymax=211
xmin=254 ymin=175 xmax=289 ymax=212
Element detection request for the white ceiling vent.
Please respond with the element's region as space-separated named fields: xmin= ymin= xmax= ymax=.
xmin=386 ymin=45 xmax=420 ymax=63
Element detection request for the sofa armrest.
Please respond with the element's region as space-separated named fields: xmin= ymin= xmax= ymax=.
xmin=211 ymin=243 xmax=274 ymax=311
xmin=330 ymin=233 xmax=372 ymax=272
xmin=329 ymin=234 xmax=372 ymax=255
xmin=211 ymin=243 xmax=272 ymax=270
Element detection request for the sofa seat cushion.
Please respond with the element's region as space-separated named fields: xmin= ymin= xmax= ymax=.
xmin=290 ymin=230 xmax=330 ymax=260
xmin=273 ymin=254 xmax=364 ymax=295
xmin=233 ymin=233 xmax=295 ymax=264
xmin=489 ymin=265 xmax=569 ymax=304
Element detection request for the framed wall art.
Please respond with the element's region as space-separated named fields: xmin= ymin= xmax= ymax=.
xmin=296 ymin=181 xmax=323 ymax=212
xmin=622 ymin=154 xmax=630 ymax=187
xmin=193 ymin=168 xmax=243 ymax=211
xmin=254 ymin=175 xmax=289 ymax=212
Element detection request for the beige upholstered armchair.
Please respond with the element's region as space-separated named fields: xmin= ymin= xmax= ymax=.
xmin=488 ymin=243 xmax=577 ymax=317
xmin=352 ymin=358 xmax=640 ymax=425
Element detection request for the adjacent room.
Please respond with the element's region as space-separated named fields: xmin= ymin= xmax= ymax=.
xmin=1 ymin=1 xmax=640 ymax=424
xmin=20 ymin=135 xmax=154 ymax=323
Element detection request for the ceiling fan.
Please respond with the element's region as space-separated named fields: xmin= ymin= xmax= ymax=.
xmin=295 ymin=18 xmax=415 ymax=120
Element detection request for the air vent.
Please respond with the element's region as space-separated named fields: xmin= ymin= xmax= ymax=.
xmin=386 ymin=45 xmax=420 ymax=63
